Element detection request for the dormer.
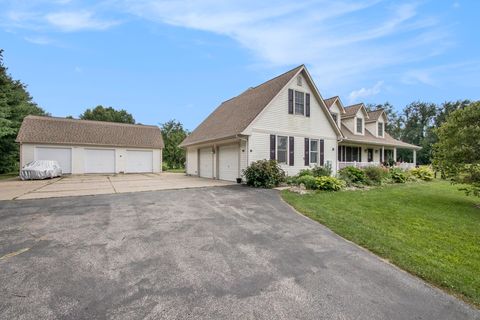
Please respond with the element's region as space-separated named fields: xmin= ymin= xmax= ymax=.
xmin=366 ymin=109 xmax=387 ymax=138
xmin=342 ymin=103 xmax=369 ymax=136
xmin=323 ymin=96 xmax=345 ymax=128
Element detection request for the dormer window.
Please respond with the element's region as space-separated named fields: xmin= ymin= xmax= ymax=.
xmin=356 ymin=118 xmax=363 ymax=134
xmin=378 ymin=122 xmax=384 ymax=137
xmin=331 ymin=113 xmax=338 ymax=124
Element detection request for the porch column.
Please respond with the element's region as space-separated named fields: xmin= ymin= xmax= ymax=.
xmin=413 ymin=149 xmax=417 ymax=166
xmin=381 ymin=146 xmax=384 ymax=163
xmin=393 ymin=147 xmax=397 ymax=163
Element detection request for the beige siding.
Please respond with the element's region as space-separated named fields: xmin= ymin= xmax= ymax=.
xmin=243 ymin=72 xmax=339 ymax=176
xmin=329 ymin=101 xmax=342 ymax=127
xmin=20 ymin=143 xmax=162 ymax=174
xmin=240 ymin=139 xmax=248 ymax=175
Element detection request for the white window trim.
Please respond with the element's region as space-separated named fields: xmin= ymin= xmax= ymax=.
xmin=378 ymin=122 xmax=384 ymax=137
xmin=355 ymin=117 xmax=364 ymax=135
xmin=276 ymin=135 xmax=289 ymax=164
xmin=310 ymin=139 xmax=319 ymax=165
xmin=294 ymin=90 xmax=305 ymax=116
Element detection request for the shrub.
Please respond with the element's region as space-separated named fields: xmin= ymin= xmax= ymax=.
xmin=243 ymin=160 xmax=286 ymax=188
xmin=298 ymin=169 xmax=313 ymax=177
xmin=389 ymin=167 xmax=407 ymax=183
xmin=314 ymin=176 xmax=345 ymax=191
xmin=338 ymin=166 xmax=366 ymax=185
xmin=297 ymin=175 xmax=317 ymax=190
xmin=363 ymin=166 xmax=388 ymax=185
xmin=311 ymin=163 xmax=332 ymax=177
xmin=409 ymin=167 xmax=434 ymax=181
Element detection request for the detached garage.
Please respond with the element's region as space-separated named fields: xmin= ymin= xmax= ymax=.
xmin=16 ymin=116 xmax=164 ymax=174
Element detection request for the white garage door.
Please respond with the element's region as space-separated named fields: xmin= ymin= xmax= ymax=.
xmin=85 ymin=149 xmax=115 ymax=173
xmin=35 ymin=147 xmax=72 ymax=174
xmin=126 ymin=150 xmax=153 ymax=173
xmin=199 ymin=147 xmax=213 ymax=178
xmin=218 ymin=145 xmax=239 ymax=181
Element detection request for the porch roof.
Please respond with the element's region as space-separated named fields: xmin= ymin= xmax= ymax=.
xmin=340 ymin=124 xmax=421 ymax=150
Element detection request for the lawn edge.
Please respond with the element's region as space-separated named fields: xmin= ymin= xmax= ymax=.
xmin=278 ymin=189 xmax=480 ymax=310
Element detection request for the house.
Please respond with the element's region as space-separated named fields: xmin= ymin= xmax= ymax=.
xmin=323 ymin=96 xmax=421 ymax=170
xmin=181 ymin=65 xmax=421 ymax=182
xmin=16 ymin=115 xmax=164 ymax=174
xmin=180 ymin=65 xmax=343 ymax=181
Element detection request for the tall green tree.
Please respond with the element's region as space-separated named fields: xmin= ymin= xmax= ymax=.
xmin=433 ymin=102 xmax=480 ymax=197
xmin=79 ymin=105 xmax=135 ymax=124
xmin=160 ymin=120 xmax=189 ymax=169
xmin=0 ymin=50 xmax=47 ymax=173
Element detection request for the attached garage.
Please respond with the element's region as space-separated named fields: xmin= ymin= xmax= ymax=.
xmin=126 ymin=150 xmax=153 ymax=173
xmin=218 ymin=144 xmax=239 ymax=181
xmin=85 ymin=149 xmax=116 ymax=173
xmin=35 ymin=147 xmax=72 ymax=174
xmin=199 ymin=147 xmax=213 ymax=178
xmin=16 ymin=116 xmax=164 ymax=175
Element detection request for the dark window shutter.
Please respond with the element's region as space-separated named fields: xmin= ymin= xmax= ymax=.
xmin=289 ymin=136 xmax=294 ymax=166
xmin=270 ymin=135 xmax=276 ymax=160
xmin=320 ymin=139 xmax=325 ymax=166
xmin=304 ymin=138 xmax=310 ymax=166
xmin=359 ymin=147 xmax=362 ymax=162
xmin=338 ymin=146 xmax=341 ymax=161
xmin=288 ymin=89 xmax=294 ymax=114
xmin=305 ymin=93 xmax=310 ymax=117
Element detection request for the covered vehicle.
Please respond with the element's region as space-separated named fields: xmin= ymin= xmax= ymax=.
xmin=20 ymin=160 xmax=62 ymax=180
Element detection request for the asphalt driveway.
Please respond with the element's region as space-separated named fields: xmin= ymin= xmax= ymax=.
xmin=0 ymin=186 xmax=478 ymax=319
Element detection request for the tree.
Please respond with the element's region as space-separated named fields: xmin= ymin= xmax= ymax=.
xmin=160 ymin=120 xmax=189 ymax=169
xmin=79 ymin=105 xmax=135 ymax=124
xmin=0 ymin=50 xmax=47 ymax=173
xmin=400 ymin=101 xmax=437 ymax=164
xmin=433 ymin=102 xmax=480 ymax=197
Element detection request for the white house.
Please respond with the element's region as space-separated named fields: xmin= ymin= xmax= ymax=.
xmin=323 ymin=96 xmax=421 ymax=170
xmin=180 ymin=65 xmax=343 ymax=181
xmin=16 ymin=116 xmax=164 ymax=174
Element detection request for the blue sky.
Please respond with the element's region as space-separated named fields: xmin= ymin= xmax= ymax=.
xmin=1 ymin=0 xmax=479 ymax=130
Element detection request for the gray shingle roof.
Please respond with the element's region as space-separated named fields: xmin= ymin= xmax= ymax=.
xmin=366 ymin=109 xmax=386 ymax=122
xmin=340 ymin=124 xmax=420 ymax=149
xmin=323 ymin=96 xmax=339 ymax=108
xmin=16 ymin=116 xmax=164 ymax=149
xmin=342 ymin=103 xmax=368 ymax=118
xmin=180 ymin=65 xmax=304 ymax=147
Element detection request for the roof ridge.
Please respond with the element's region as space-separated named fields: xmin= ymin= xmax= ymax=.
xmin=249 ymin=64 xmax=304 ymax=91
xmin=25 ymin=115 xmax=159 ymax=129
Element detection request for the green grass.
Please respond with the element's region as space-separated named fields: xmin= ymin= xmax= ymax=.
xmin=0 ymin=172 xmax=18 ymax=180
xmin=282 ymin=180 xmax=480 ymax=307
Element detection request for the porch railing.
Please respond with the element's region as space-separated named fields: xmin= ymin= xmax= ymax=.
xmin=338 ymin=161 xmax=416 ymax=170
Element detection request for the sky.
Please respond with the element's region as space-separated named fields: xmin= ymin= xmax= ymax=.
xmin=1 ymin=0 xmax=479 ymax=130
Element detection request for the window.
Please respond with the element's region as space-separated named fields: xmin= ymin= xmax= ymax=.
xmin=378 ymin=122 xmax=384 ymax=137
xmin=310 ymin=139 xmax=318 ymax=164
xmin=277 ymin=136 xmax=288 ymax=163
xmin=331 ymin=113 xmax=338 ymax=124
xmin=356 ymin=118 xmax=363 ymax=133
xmin=294 ymin=91 xmax=305 ymax=115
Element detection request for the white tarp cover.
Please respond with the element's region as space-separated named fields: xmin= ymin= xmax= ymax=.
xmin=20 ymin=160 xmax=62 ymax=180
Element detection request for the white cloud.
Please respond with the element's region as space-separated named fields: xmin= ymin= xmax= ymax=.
xmin=24 ymin=35 xmax=53 ymax=45
xmin=45 ymin=11 xmax=119 ymax=32
xmin=348 ymin=81 xmax=384 ymax=103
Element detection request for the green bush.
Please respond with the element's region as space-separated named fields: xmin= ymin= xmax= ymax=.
xmin=363 ymin=166 xmax=388 ymax=185
xmin=297 ymin=175 xmax=317 ymax=189
xmin=338 ymin=166 xmax=366 ymax=185
xmin=243 ymin=160 xmax=286 ymax=188
xmin=389 ymin=167 xmax=407 ymax=183
xmin=314 ymin=176 xmax=345 ymax=191
xmin=285 ymin=176 xmax=298 ymax=185
xmin=298 ymin=169 xmax=313 ymax=177
xmin=409 ymin=167 xmax=434 ymax=181
xmin=311 ymin=163 xmax=332 ymax=177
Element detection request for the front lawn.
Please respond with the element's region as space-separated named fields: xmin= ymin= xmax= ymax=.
xmin=282 ymin=180 xmax=480 ymax=307
xmin=0 ymin=173 xmax=17 ymax=180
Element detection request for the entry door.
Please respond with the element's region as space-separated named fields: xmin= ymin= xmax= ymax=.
xmin=199 ymin=148 xmax=213 ymax=178
xmin=367 ymin=149 xmax=374 ymax=162
xmin=85 ymin=149 xmax=115 ymax=173
xmin=126 ymin=150 xmax=153 ymax=173
xmin=35 ymin=147 xmax=72 ymax=173
xmin=218 ymin=145 xmax=239 ymax=181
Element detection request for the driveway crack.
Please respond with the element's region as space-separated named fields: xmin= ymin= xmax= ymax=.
xmin=107 ymin=176 xmax=117 ymax=193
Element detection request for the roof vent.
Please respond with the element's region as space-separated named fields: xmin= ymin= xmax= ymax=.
xmin=297 ymin=76 xmax=302 ymax=86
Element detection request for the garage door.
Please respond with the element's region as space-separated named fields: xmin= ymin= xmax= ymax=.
xmin=85 ymin=149 xmax=115 ymax=173
xmin=35 ymin=147 xmax=72 ymax=174
xmin=126 ymin=150 xmax=153 ymax=173
xmin=218 ymin=145 xmax=239 ymax=181
xmin=199 ymin=148 xmax=213 ymax=178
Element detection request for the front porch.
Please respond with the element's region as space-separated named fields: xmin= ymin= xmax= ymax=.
xmin=337 ymin=144 xmax=417 ymax=170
